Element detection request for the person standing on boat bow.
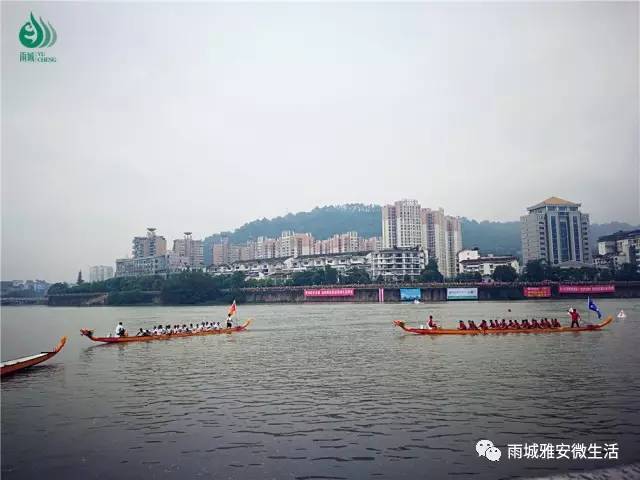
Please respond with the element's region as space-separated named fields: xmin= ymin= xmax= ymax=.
xmin=568 ymin=308 xmax=581 ymax=328
xmin=226 ymin=299 xmax=237 ymax=328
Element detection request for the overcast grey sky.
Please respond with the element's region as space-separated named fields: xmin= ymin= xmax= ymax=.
xmin=2 ymin=2 xmax=638 ymax=282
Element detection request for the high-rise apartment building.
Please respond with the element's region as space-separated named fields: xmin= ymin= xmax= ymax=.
xmin=419 ymin=208 xmax=462 ymax=278
xmin=89 ymin=265 xmax=114 ymax=282
xmin=382 ymin=200 xmax=421 ymax=249
xmin=520 ymin=197 xmax=592 ymax=266
xmin=382 ymin=201 xmax=462 ymax=278
xmin=212 ymin=238 xmax=230 ymax=266
xmin=381 ymin=205 xmax=397 ymax=249
xmin=255 ymin=236 xmax=277 ymax=259
xmin=276 ymin=231 xmax=314 ymax=258
xmin=444 ymin=216 xmax=463 ymax=277
xmin=420 ymin=208 xmax=445 ymax=271
xmin=362 ymin=236 xmax=382 ymax=252
xmin=240 ymin=241 xmax=256 ymax=261
xmin=173 ymin=232 xmax=204 ymax=269
xmin=293 ymin=233 xmax=314 ymax=257
xmin=132 ymin=228 xmax=167 ymax=258
xmin=338 ymin=232 xmax=360 ymax=253
xmin=395 ymin=200 xmax=422 ymax=248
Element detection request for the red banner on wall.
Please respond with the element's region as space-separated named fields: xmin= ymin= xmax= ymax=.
xmin=304 ymin=288 xmax=355 ymax=297
xmin=523 ymin=286 xmax=552 ymax=298
xmin=558 ymin=285 xmax=615 ymax=294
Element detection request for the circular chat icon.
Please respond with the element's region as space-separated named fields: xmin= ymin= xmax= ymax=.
xmin=485 ymin=446 xmax=502 ymax=462
xmin=476 ymin=439 xmax=494 ymax=456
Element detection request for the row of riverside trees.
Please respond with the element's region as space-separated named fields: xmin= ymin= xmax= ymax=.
xmin=518 ymin=260 xmax=640 ymax=282
xmin=422 ymin=258 xmax=638 ymax=283
xmin=47 ymin=271 xmax=248 ymax=305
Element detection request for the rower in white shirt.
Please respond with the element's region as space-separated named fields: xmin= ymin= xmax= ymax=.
xmin=114 ymin=322 xmax=126 ymax=337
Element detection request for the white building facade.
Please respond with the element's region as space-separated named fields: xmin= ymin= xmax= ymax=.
xmin=370 ymin=248 xmax=427 ymax=282
xmin=458 ymin=255 xmax=520 ymax=278
xmin=520 ymin=197 xmax=592 ymax=266
xmin=116 ymin=252 xmax=189 ymax=277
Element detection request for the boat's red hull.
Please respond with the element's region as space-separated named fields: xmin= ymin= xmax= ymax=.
xmin=80 ymin=320 xmax=252 ymax=344
xmin=394 ymin=316 xmax=613 ymax=335
xmin=1 ymin=337 xmax=67 ymax=377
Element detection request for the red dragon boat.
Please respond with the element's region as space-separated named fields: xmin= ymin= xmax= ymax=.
xmin=393 ymin=316 xmax=613 ymax=335
xmin=80 ymin=320 xmax=252 ymax=344
xmin=1 ymin=336 xmax=67 ymax=377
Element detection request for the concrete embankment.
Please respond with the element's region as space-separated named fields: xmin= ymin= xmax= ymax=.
xmin=44 ymin=282 xmax=640 ymax=306
xmin=241 ymin=282 xmax=640 ymax=303
xmin=1 ymin=297 xmax=47 ymax=306
xmin=47 ymin=292 xmax=160 ymax=306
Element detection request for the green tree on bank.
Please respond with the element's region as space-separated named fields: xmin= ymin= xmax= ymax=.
xmin=160 ymin=272 xmax=222 ymax=304
xmin=291 ymin=265 xmax=340 ymax=286
xmin=492 ymin=265 xmax=518 ymax=282
xmin=522 ymin=259 xmax=637 ymax=282
xmin=342 ymin=267 xmax=371 ymax=284
xmin=455 ymin=272 xmax=481 ymax=282
xmin=419 ymin=258 xmax=444 ymax=283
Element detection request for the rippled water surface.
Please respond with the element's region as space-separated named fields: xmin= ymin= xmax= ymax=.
xmin=2 ymin=300 xmax=640 ymax=479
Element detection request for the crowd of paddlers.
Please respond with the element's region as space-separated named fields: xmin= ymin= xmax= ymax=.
xmin=112 ymin=316 xmax=235 ymax=337
xmin=134 ymin=322 xmax=230 ymax=336
xmin=458 ymin=318 xmax=563 ymax=331
xmin=418 ymin=307 xmax=584 ymax=331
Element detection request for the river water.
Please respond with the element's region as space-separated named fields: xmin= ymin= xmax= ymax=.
xmin=2 ymin=300 xmax=639 ymax=479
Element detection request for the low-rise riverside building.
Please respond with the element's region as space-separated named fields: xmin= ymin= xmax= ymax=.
xmin=597 ymin=230 xmax=640 ymax=271
xmin=458 ymin=255 xmax=520 ymax=278
xmin=284 ymin=252 xmax=371 ymax=274
xmin=370 ymin=247 xmax=426 ymax=282
xmin=208 ymin=251 xmax=373 ymax=279
xmin=115 ymin=252 xmax=190 ymax=277
xmin=208 ymin=258 xmax=289 ymax=278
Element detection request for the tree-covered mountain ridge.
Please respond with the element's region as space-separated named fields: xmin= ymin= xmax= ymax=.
xmin=204 ymin=204 xmax=638 ymax=258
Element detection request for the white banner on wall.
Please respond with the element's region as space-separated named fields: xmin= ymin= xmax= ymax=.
xmin=447 ymin=287 xmax=478 ymax=300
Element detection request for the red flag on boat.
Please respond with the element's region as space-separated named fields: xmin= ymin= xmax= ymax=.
xmin=228 ymin=300 xmax=237 ymax=316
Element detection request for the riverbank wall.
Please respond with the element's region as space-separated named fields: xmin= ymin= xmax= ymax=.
xmin=241 ymin=282 xmax=640 ymax=303
xmin=42 ymin=282 xmax=640 ymax=306
xmin=47 ymin=292 xmax=159 ymax=306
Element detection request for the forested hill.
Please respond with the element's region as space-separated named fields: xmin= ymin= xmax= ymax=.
xmin=204 ymin=205 xmax=381 ymax=258
xmin=203 ymin=204 xmax=638 ymax=262
xmin=231 ymin=204 xmax=381 ymax=242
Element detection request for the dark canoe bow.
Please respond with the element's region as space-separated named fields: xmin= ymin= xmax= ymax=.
xmin=1 ymin=336 xmax=67 ymax=377
xmin=393 ymin=316 xmax=614 ymax=335
xmin=80 ymin=320 xmax=252 ymax=344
